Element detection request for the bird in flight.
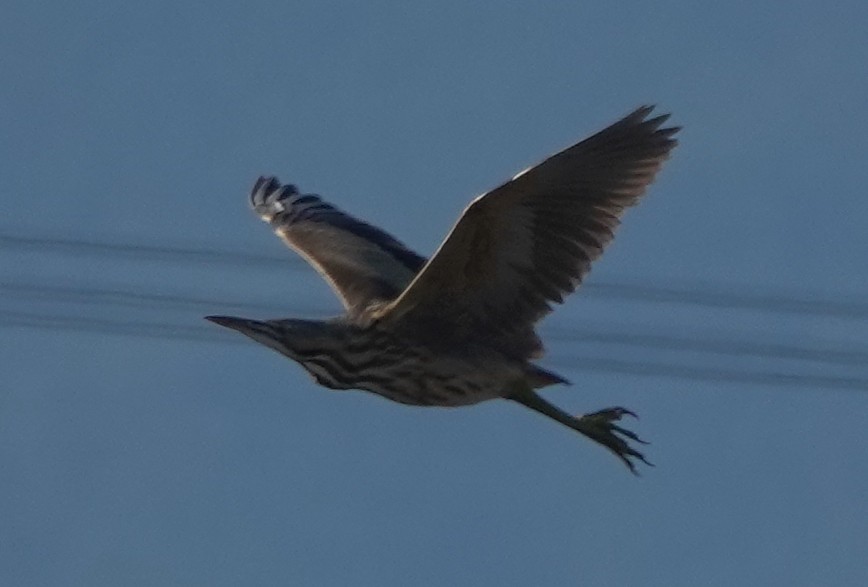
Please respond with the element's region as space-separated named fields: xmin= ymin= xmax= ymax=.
xmin=207 ymin=106 xmax=679 ymax=473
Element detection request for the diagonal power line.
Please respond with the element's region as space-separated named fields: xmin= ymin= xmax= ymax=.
xmin=2 ymin=280 xmax=867 ymax=368
xmin=0 ymin=281 xmax=304 ymax=315
xmin=2 ymin=309 xmax=866 ymax=391
xmin=4 ymin=231 xmax=868 ymax=319
xmin=0 ymin=233 xmax=291 ymax=269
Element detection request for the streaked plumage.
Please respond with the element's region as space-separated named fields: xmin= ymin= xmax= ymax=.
xmin=207 ymin=106 xmax=679 ymax=472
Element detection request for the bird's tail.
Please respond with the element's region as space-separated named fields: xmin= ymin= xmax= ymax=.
xmin=527 ymin=364 xmax=570 ymax=389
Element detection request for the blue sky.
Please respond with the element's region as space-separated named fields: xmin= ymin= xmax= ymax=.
xmin=2 ymin=1 xmax=867 ymax=585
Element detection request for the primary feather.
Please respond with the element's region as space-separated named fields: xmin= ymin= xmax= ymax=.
xmin=250 ymin=177 xmax=426 ymax=315
xmin=376 ymin=106 xmax=678 ymax=350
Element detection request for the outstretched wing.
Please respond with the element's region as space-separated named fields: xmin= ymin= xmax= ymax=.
xmin=250 ymin=177 xmax=426 ymax=313
xmin=375 ymin=106 xmax=679 ymax=345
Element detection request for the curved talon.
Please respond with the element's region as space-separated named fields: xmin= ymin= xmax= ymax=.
xmin=587 ymin=406 xmax=638 ymax=420
xmin=508 ymin=392 xmax=653 ymax=474
xmin=578 ymin=406 xmax=651 ymax=474
xmin=611 ymin=423 xmax=649 ymax=444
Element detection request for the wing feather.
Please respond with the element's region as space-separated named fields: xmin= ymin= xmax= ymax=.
xmin=375 ymin=106 xmax=679 ymax=350
xmin=250 ymin=177 xmax=426 ymax=313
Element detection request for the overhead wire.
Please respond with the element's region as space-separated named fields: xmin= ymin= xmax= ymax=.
xmin=0 ymin=281 xmax=297 ymax=315
xmin=1 ymin=280 xmax=865 ymax=369
xmin=2 ymin=308 xmax=866 ymax=391
xmin=3 ymin=230 xmax=866 ymax=392
xmin=0 ymin=309 xmax=216 ymax=344
xmin=4 ymin=231 xmax=868 ymax=319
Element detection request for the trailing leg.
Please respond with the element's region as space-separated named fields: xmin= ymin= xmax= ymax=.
xmin=508 ymin=388 xmax=651 ymax=474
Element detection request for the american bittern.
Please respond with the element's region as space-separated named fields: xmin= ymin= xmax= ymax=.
xmin=207 ymin=106 xmax=679 ymax=472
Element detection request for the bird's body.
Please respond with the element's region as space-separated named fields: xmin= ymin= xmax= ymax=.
xmin=208 ymin=106 xmax=679 ymax=472
xmin=210 ymin=316 xmax=566 ymax=407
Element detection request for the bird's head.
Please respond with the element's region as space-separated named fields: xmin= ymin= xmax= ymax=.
xmin=205 ymin=315 xmax=343 ymax=361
